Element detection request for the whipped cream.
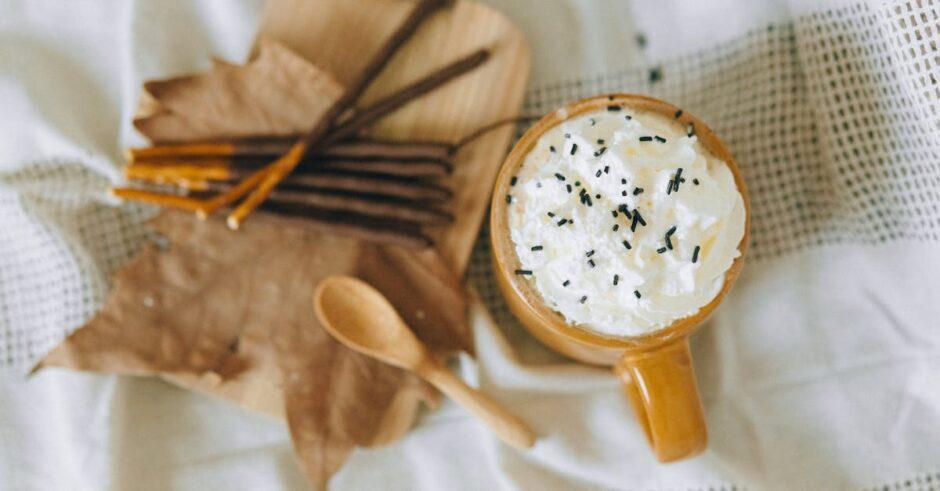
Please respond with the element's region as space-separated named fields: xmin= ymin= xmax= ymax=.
xmin=507 ymin=106 xmax=745 ymax=337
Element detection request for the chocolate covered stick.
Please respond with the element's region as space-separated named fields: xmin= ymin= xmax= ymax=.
xmin=128 ymin=156 xmax=451 ymax=184
xmin=228 ymin=0 xmax=450 ymax=229
xmin=208 ymin=172 xmax=452 ymax=202
xmin=260 ymin=203 xmax=433 ymax=248
xmin=322 ymin=139 xmax=451 ymax=163
xmin=129 ymin=138 xmax=453 ymax=164
xmin=312 ymin=159 xmax=449 ymax=178
xmin=254 ymin=189 xmax=452 ymax=224
xmin=113 ymin=184 xmax=446 ymax=237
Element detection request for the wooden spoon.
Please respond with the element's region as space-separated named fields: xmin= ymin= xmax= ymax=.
xmin=313 ymin=275 xmax=537 ymax=449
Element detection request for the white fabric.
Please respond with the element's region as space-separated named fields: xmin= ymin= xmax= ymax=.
xmin=2 ymin=0 xmax=940 ymax=489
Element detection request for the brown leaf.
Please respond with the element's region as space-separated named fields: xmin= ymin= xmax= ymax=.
xmin=133 ymin=40 xmax=344 ymax=143
xmin=42 ymin=210 xmax=470 ymax=489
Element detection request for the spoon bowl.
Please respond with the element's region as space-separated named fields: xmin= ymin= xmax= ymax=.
xmin=314 ymin=275 xmax=426 ymax=370
xmin=313 ymin=275 xmax=537 ymax=449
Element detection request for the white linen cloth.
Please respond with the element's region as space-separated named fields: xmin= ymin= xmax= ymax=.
xmin=2 ymin=0 xmax=940 ymax=489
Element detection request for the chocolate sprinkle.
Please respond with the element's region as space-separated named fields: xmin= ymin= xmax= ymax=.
xmin=570 ymin=143 xmax=578 ymax=155
xmin=622 ymin=190 xmax=627 ymax=196
xmin=612 ymin=224 xmax=619 ymax=232
xmin=557 ymin=218 xmax=568 ymax=226
xmin=639 ymin=136 xmax=653 ymax=142
xmin=674 ymin=109 xmax=683 ymax=119
xmin=555 ymin=173 xmax=566 ymax=181
xmin=531 ymin=245 xmax=543 ymax=251
xmin=586 ymin=250 xmax=595 ymax=257
xmin=588 ymin=259 xmax=596 ymax=268
xmin=693 ymin=178 xmax=700 ymax=185
xmin=667 ymin=180 xmax=674 ymax=194
xmin=510 ymin=176 xmax=517 ymax=186
xmin=547 ymin=212 xmax=555 ymax=217
xmin=506 ymin=194 xmax=513 ymax=203
xmin=563 ymin=280 xmax=571 ymax=287
xmin=575 ymin=181 xmax=581 ymax=186
xmin=597 ymin=139 xmax=605 ymax=145
xmin=654 ymin=135 xmax=667 ymax=143
xmin=565 ymin=133 xmax=571 ymax=139
xmin=550 ymin=145 xmax=556 ymax=153
xmin=657 ymin=247 xmax=667 ymax=254
xmin=603 ymin=165 xmax=610 ymax=174
xmin=618 ymin=204 xmax=632 ymax=219
xmin=595 ymin=170 xmax=602 ymax=178
xmin=635 ymin=210 xmax=646 ymax=226
xmin=567 ymin=184 xmax=573 ymax=193
xmin=595 ymin=194 xmax=601 ymax=199
xmin=621 ymin=178 xmax=627 ymax=185
xmin=580 ymin=295 xmax=588 ymax=304
xmin=633 ymin=187 xmax=644 ymax=195
xmin=611 ymin=210 xmax=618 ymax=218
xmin=594 ymin=147 xmax=608 ymax=157
xmin=622 ymin=240 xmax=632 ymax=250
xmin=607 ymin=105 xmax=621 ymax=112
xmin=634 ymin=290 xmax=642 ymax=299
xmin=692 ymin=245 xmax=701 ymax=263
xmin=613 ymin=274 xmax=619 ymax=285
xmin=515 ymin=269 xmax=533 ymax=275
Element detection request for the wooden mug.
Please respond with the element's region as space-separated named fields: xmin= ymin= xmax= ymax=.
xmin=489 ymin=93 xmax=750 ymax=462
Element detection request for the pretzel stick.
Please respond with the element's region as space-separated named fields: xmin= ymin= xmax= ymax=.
xmin=126 ymin=154 xmax=452 ymax=181
xmin=261 ymin=203 xmax=433 ymax=248
xmin=130 ymin=138 xmax=453 ymax=163
xmin=111 ymin=188 xmax=207 ymax=212
xmin=252 ymin=189 xmax=452 ymax=224
xmin=205 ymin=173 xmax=452 ymax=202
xmin=317 ymin=49 xmax=490 ymax=149
xmin=125 ymin=162 xmax=231 ymax=182
xmin=227 ymin=0 xmax=449 ymax=229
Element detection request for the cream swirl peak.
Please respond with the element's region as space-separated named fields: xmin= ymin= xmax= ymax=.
xmin=506 ymin=106 xmax=745 ymax=337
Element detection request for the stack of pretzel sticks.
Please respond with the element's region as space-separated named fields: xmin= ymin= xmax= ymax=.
xmin=113 ymin=0 xmax=490 ymax=248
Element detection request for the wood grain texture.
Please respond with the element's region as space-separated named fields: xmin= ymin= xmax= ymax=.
xmin=258 ymin=0 xmax=530 ymax=274
xmin=154 ymin=0 xmax=530 ymax=418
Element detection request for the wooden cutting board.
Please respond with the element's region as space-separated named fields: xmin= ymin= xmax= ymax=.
xmin=152 ymin=0 xmax=530 ymax=416
xmin=40 ymin=3 xmax=529 ymax=486
xmin=259 ymin=0 xmax=530 ymax=275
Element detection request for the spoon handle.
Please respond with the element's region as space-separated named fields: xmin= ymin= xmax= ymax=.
xmin=417 ymin=359 xmax=536 ymax=449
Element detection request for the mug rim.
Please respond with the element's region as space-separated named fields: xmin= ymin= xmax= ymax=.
xmin=488 ymin=93 xmax=750 ymax=352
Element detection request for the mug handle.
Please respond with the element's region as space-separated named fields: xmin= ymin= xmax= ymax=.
xmin=613 ymin=336 xmax=707 ymax=462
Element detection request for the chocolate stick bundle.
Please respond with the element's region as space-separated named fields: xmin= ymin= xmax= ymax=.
xmin=115 ymin=0 xmax=492 ymax=247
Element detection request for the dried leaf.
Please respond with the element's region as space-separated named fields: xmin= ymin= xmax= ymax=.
xmin=133 ymin=40 xmax=344 ymax=143
xmin=42 ymin=211 xmax=470 ymax=489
